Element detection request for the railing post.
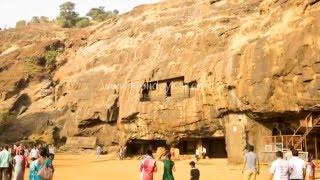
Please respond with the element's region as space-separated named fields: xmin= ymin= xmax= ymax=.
xmin=315 ymin=135 xmax=318 ymax=161
xmin=305 ymin=137 xmax=308 ymax=152
xmin=282 ymin=136 xmax=284 ymax=151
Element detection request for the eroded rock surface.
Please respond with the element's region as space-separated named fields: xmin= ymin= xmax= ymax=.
xmin=1 ymin=0 xmax=320 ymax=154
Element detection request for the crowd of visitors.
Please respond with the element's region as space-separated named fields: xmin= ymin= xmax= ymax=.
xmin=242 ymin=145 xmax=316 ymax=180
xmin=139 ymin=149 xmax=200 ymax=180
xmin=0 ymin=144 xmax=55 ymax=180
xmin=1 ymin=142 xmax=317 ymax=180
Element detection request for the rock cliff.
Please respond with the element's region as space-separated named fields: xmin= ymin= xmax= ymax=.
xmin=1 ymin=0 xmax=320 ymax=151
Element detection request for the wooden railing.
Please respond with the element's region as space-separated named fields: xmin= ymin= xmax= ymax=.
xmin=263 ymin=135 xmax=303 ymax=152
xmin=290 ymin=113 xmax=320 ymax=149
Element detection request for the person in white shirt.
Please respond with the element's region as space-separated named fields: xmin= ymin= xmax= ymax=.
xmin=285 ymin=145 xmax=294 ymax=160
xmin=49 ymin=145 xmax=56 ymax=154
xmin=195 ymin=149 xmax=199 ymax=161
xmin=288 ymin=149 xmax=306 ymax=180
xmin=202 ymin=147 xmax=207 ymax=159
xmin=270 ymin=151 xmax=289 ymax=180
xmin=0 ymin=145 xmax=12 ymax=180
xmin=30 ymin=147 xmax=39 ymax=161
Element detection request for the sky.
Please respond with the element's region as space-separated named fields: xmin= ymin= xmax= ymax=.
xmin=0 ymin=0 xmax=159 ymax=29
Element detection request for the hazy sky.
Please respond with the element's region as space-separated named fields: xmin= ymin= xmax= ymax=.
xmin=0 ymin=0 xmax=159 ymax=29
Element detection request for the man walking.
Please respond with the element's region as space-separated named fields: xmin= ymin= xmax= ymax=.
xmin=288 ymin=149 xmax=306 ymax=180
xmin=242 ymin=145 xmax=260 ymax=180
xmin=0 ymin=145 xmax=12 ymax=180
xmin=270 ymin=151 xmax=289 ymax=180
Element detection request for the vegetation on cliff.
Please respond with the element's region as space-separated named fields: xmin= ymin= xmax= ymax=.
xmin=13 ymin=1 xmax=119 ymax=29
xmin=25 ymin=41 xmax=64 ymax=73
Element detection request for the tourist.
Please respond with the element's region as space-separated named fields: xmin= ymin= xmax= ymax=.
xmin=47 ymin=152 xmax=55 ymax=175
xmin=169 ymin=147 xmax=175 ymax=160
xmin=13 ymin=149 xmax=27 ymax=180
xmin=195 ymin=148 xmax=199 ymax=161
xmin=202 ymin=147 xmax=207 ymax=159
xmin=285 ymin=145 xmax=294 ymax=160
xmin=119 ymin=146 xmax=127 ymax=160
xmin=13 ymin=145 xmax=17 ymax=154
xmin=269 ymin=151 xmax=289 ymax=180
xmin=288 ymin=149 xmax=306 ymax=180
xmin=0 ymin=145 xmax=12 ymax=180
xmin=96 ymin=145 xmax=102 ymax=159
xmin=242 ymin=145 xmax=259 ymax=180
xmin=24 ymin=147 xmax=30 ymax=159
xmin=189 ymin=161 xmax=200 ymax=180
xmin=160 ymin=153 xmax=175 ymax=180
xmin=16 ymin=144 xmax=23 ymax=155
xmin=30 ymin=146 xmax=39 ymax=161
xmin=29 ymin=147 xmax=54 ymax=180
xmin=9 ymin=146 xmax=15 ymax=180
xmin=139 ymin=150 xmax=157 ymax=180
xmin=305 ymin=154 xmax=316 ymax=180
xmin=48 ymin=145 xmax=56 ymax=160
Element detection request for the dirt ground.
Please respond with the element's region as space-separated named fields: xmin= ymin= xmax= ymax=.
xmin=23 ymin=154 xmax=319 ymax=180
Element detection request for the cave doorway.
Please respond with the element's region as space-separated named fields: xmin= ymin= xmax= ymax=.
xmin=178 ymin=139 xmax=197 ymax=155
xmin=203 ymin=137 xmax=227 ymax=158
xmin=178 ymin=137 xmax=227 ymax=158
xmin=166 ymin=81 xmax=171 ymax=97
xmin=125 ymin=139 xmax=167 ymax=156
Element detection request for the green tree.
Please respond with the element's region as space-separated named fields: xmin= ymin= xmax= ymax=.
xmin=16 ymin=20 xmax=26 ymax=28
xmin=75 ymin=17 xmax=90 ymax=28
xmin=87 ymin=7 xmax=106 ymax=22
xmin=87 ymin=7 xmax=118 ymax=22
xmin=113 ymin=9 xmax=119 ymax=15
xmin=56 ymin=1 xmax=79 ymax=28
xmin=40 ymin=16 xmax=49 ymax=23
xmin=30 ymin=16 xmax=40 ymax=24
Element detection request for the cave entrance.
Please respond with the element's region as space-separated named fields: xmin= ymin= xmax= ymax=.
xmin=178 ymin=137 xmax=227 ymax=158
xmin=125 ymin=139 xmax=167 ymax=156
xmin=178 ymin=139 xmax=197 ymax=155
xmin=203 ymin=137 xmax=227 ymax=158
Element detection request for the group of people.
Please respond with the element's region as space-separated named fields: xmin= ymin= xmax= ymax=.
xmin=195 ymin=147 xmax=207 ymax=161
xmin=139 ymin=150 xmax=200 ymax=180
xmin=0 ymin=144 xmax=56 ymax=180
xmin=243 ymin=145 xmax=316 ymax=180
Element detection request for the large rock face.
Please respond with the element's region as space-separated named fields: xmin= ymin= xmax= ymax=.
xmin=1 ymin=0 xmax=320 ymax=160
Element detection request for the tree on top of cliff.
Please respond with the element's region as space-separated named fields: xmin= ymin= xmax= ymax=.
xmin=87 ymin=6 xmax=119 ymax=22
xmin=30 ymin=16 xmax=40 ymax=24
xmin=56 ymin=1 xmax=79 ymax=28
xmin=16 ymin=20 xmax=26 ymax=28
xmin=30 ymin=16 xmax=50 ymax=24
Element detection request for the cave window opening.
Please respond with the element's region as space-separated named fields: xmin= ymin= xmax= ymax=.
xmin=140 ymin=82 xmax=150 ymax=101
xmin=166 ymin=81 xmax=171 ymax=97
xmin=149 ymin=82 xmax=157 ymax=91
